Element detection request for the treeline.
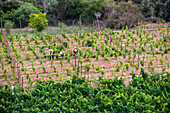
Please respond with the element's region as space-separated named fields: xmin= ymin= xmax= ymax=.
xmin=0 ymin=0 xmax=170 ymax=28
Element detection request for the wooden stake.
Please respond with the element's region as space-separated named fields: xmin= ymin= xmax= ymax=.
xmin=140 ymin=20 xmax=142 ymax=32
xmin=22 ymin=77 xmax=23 ymax=87
xmin=158 ymin=19 xmax=159 ymax=29
xmin=78 ymin=59 xmax=79 ymax=75
xmin=125 ymin=43 xmax=126 ymax=58
xmin=16 ymin=63 xmax=20 ymax=83
xmin=138 ymin=19 xmax=139 ymax=29
xmin=69 ymin=50 xmax=71 ymax=62
xmin=100 ymin=27 xmax=102 ymax=36
xmin=47 ymin=23 xmax=48 ymax=34
xmin=143 ymin=55 xmax=145 ymax=67
xmin=110 ymin=31 xmax=112 ymax=46
xmin=75 ymin=54 xmax=76 ymax=69
xmin=133 ymin=50 xmax=135 ymax=67
xmin=93 ymin=21 xmax=94 ymax=31
xmin=1 ymin=19 xmax=3 ymax=36
xmin=121 ymin=41 xmax=122 ymax=51
xmin=85 ymin=64 xmax=87 ymax=75
xmin=5 ymin=84 xmax=7 ymax=91
xmin=19 ymin=20 xmax=22 ymax=31
xmin=138 ymin=54 xmax=139 ymax=69
xmin=81 ymin=61 xmax=82 ymax=76
xmin=113 ymin=35 xmax=114 ymax=44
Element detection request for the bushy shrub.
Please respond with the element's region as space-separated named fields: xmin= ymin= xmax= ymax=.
xmin=29 ymin=12 xmax=48 ymax=32
xmin=4 ymin=20 xmax=14 ymax=35
xmin=58 ymin=22 xmax=67 ymax=28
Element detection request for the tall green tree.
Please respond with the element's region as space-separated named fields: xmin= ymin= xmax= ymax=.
xmin=65 ymin=0 xmax=84 ymax=20
xmin=105 ymin=1 xmax=143 ymax=28
xmin=164 ymin=0 xmax=170 ymax=21
xmin=13 ymin=3 xmax=39 ymax=22
xmin=82 ymin=0 xmax=104 ymax=20
xmin=0 ymin=0 xmax=23 ymax=13
xmin=140 ymin=0 xmax=154 ymax=18
xmin=57 ymin=0 xmax=104 ymax=21
xmin=154 ymin=0 xmax=165 ymax=18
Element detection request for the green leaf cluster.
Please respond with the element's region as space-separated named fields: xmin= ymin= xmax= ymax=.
xmin=29 ymin=12 xmax=48 ymax=32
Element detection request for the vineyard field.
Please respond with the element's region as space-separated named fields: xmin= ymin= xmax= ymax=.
xmin=0 ymin=24 xmax=169 ymax=86
xmin=0 ymin=23 xmax=170 ymax=112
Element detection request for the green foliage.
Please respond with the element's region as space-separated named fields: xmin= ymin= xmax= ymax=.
xmin=113 ymin=52 xmax=118 ymax=59
xmin=0 ymin=71 xmax=168 ymax=112
xmin=125 ymin=64 xmax=130 ymax=71
xmin=0 ymin=6 xmax=170 ymax=112
xmin=85 ymin=39 xmax=94 ymax=47
xmin=104 ymin=56 xmax=110 ymax=63
xmin=29 ymin=12 xmax=48 ymax=32
xmin=115 ymin=63 xmax=120 ymax=72
xmin=1 ymin=0 xmax=170 ymax=29
xmin=42 ymin=66 xmax=46 ymax=73
xmin=159 ymin=58 xmax=164 ymax=65
xmin=81 ymin=0 xmax=104 ymax=20
xmin=105 ymin=1 xmax=143 ymax=28
xmin=86 ymin=64 xmax=91 ymax=73
xmin=58 ymin=22 xmax=67 ymax=28
xmin=4 ymin=20 xmax=14 ymax=34
xmin=13 ymin=3 xmax=39 ymax=22
xmin=101 ymin=70 xmax=105 ymax=75
xmin=167 ymin=62 xmax=169 ymax=69
xmin=0 ymin=0 xmax=22 ymax=13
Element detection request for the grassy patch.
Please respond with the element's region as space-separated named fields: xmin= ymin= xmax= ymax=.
xmin=10 ymin=26 xmax=92 ymax=36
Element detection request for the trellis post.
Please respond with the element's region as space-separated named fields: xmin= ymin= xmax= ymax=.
xmin=125 ymin=43 xmax=126 ymax=58
xmin=138 ymin=54 xmax=140 ymax=69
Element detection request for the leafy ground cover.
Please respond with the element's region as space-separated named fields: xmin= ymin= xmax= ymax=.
xmin=0 ymin=69 xmax=169 ymax=112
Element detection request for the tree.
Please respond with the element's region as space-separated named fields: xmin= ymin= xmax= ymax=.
xmin=65 ymin=0 xmax=84 ymax=20
xmin=154 ymin=0 xmax=165 ymax=18
xmin=140 ymin=0 xmax=154 ymax=18
xmin=13 ymin=3 xmax=39 ymax=28
xmin=56 ymin=0 xmax=104 ymax=21
xmin=21 ymin=0 xmax=43 ymax=10
xmin=0 ymin=10 xmax=15 ymax=24
xmin=0 ymin=0 xmax=23 ymax=13
xmin=134 ymin=0 xmax=169 ymax=22
xmin=164 ymin=0 xmax=170 ymax=21
xmin=41 ymin=0 xmax=58 ymax=14
xmin=13 ymin=3 xmax=39 ymax=22
xmin=105 ymin=1 xmax=144 ymax=28
xmin=29 ymin=12 xmax=48 ymax=32
xmin=4 ymin=20 xmax=14 ymax=35
xmin=24 ymin=0 xmax=58 ymax=25
xmin=0 ymin=9 xmax=15 ymax=33
xmin=0 ymin=10 xmax=4 ymax=35
xmin=57 ymin=0 xmax=67 ymax=21
xmin=82 ymin=0 xmax=104 ymax=20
